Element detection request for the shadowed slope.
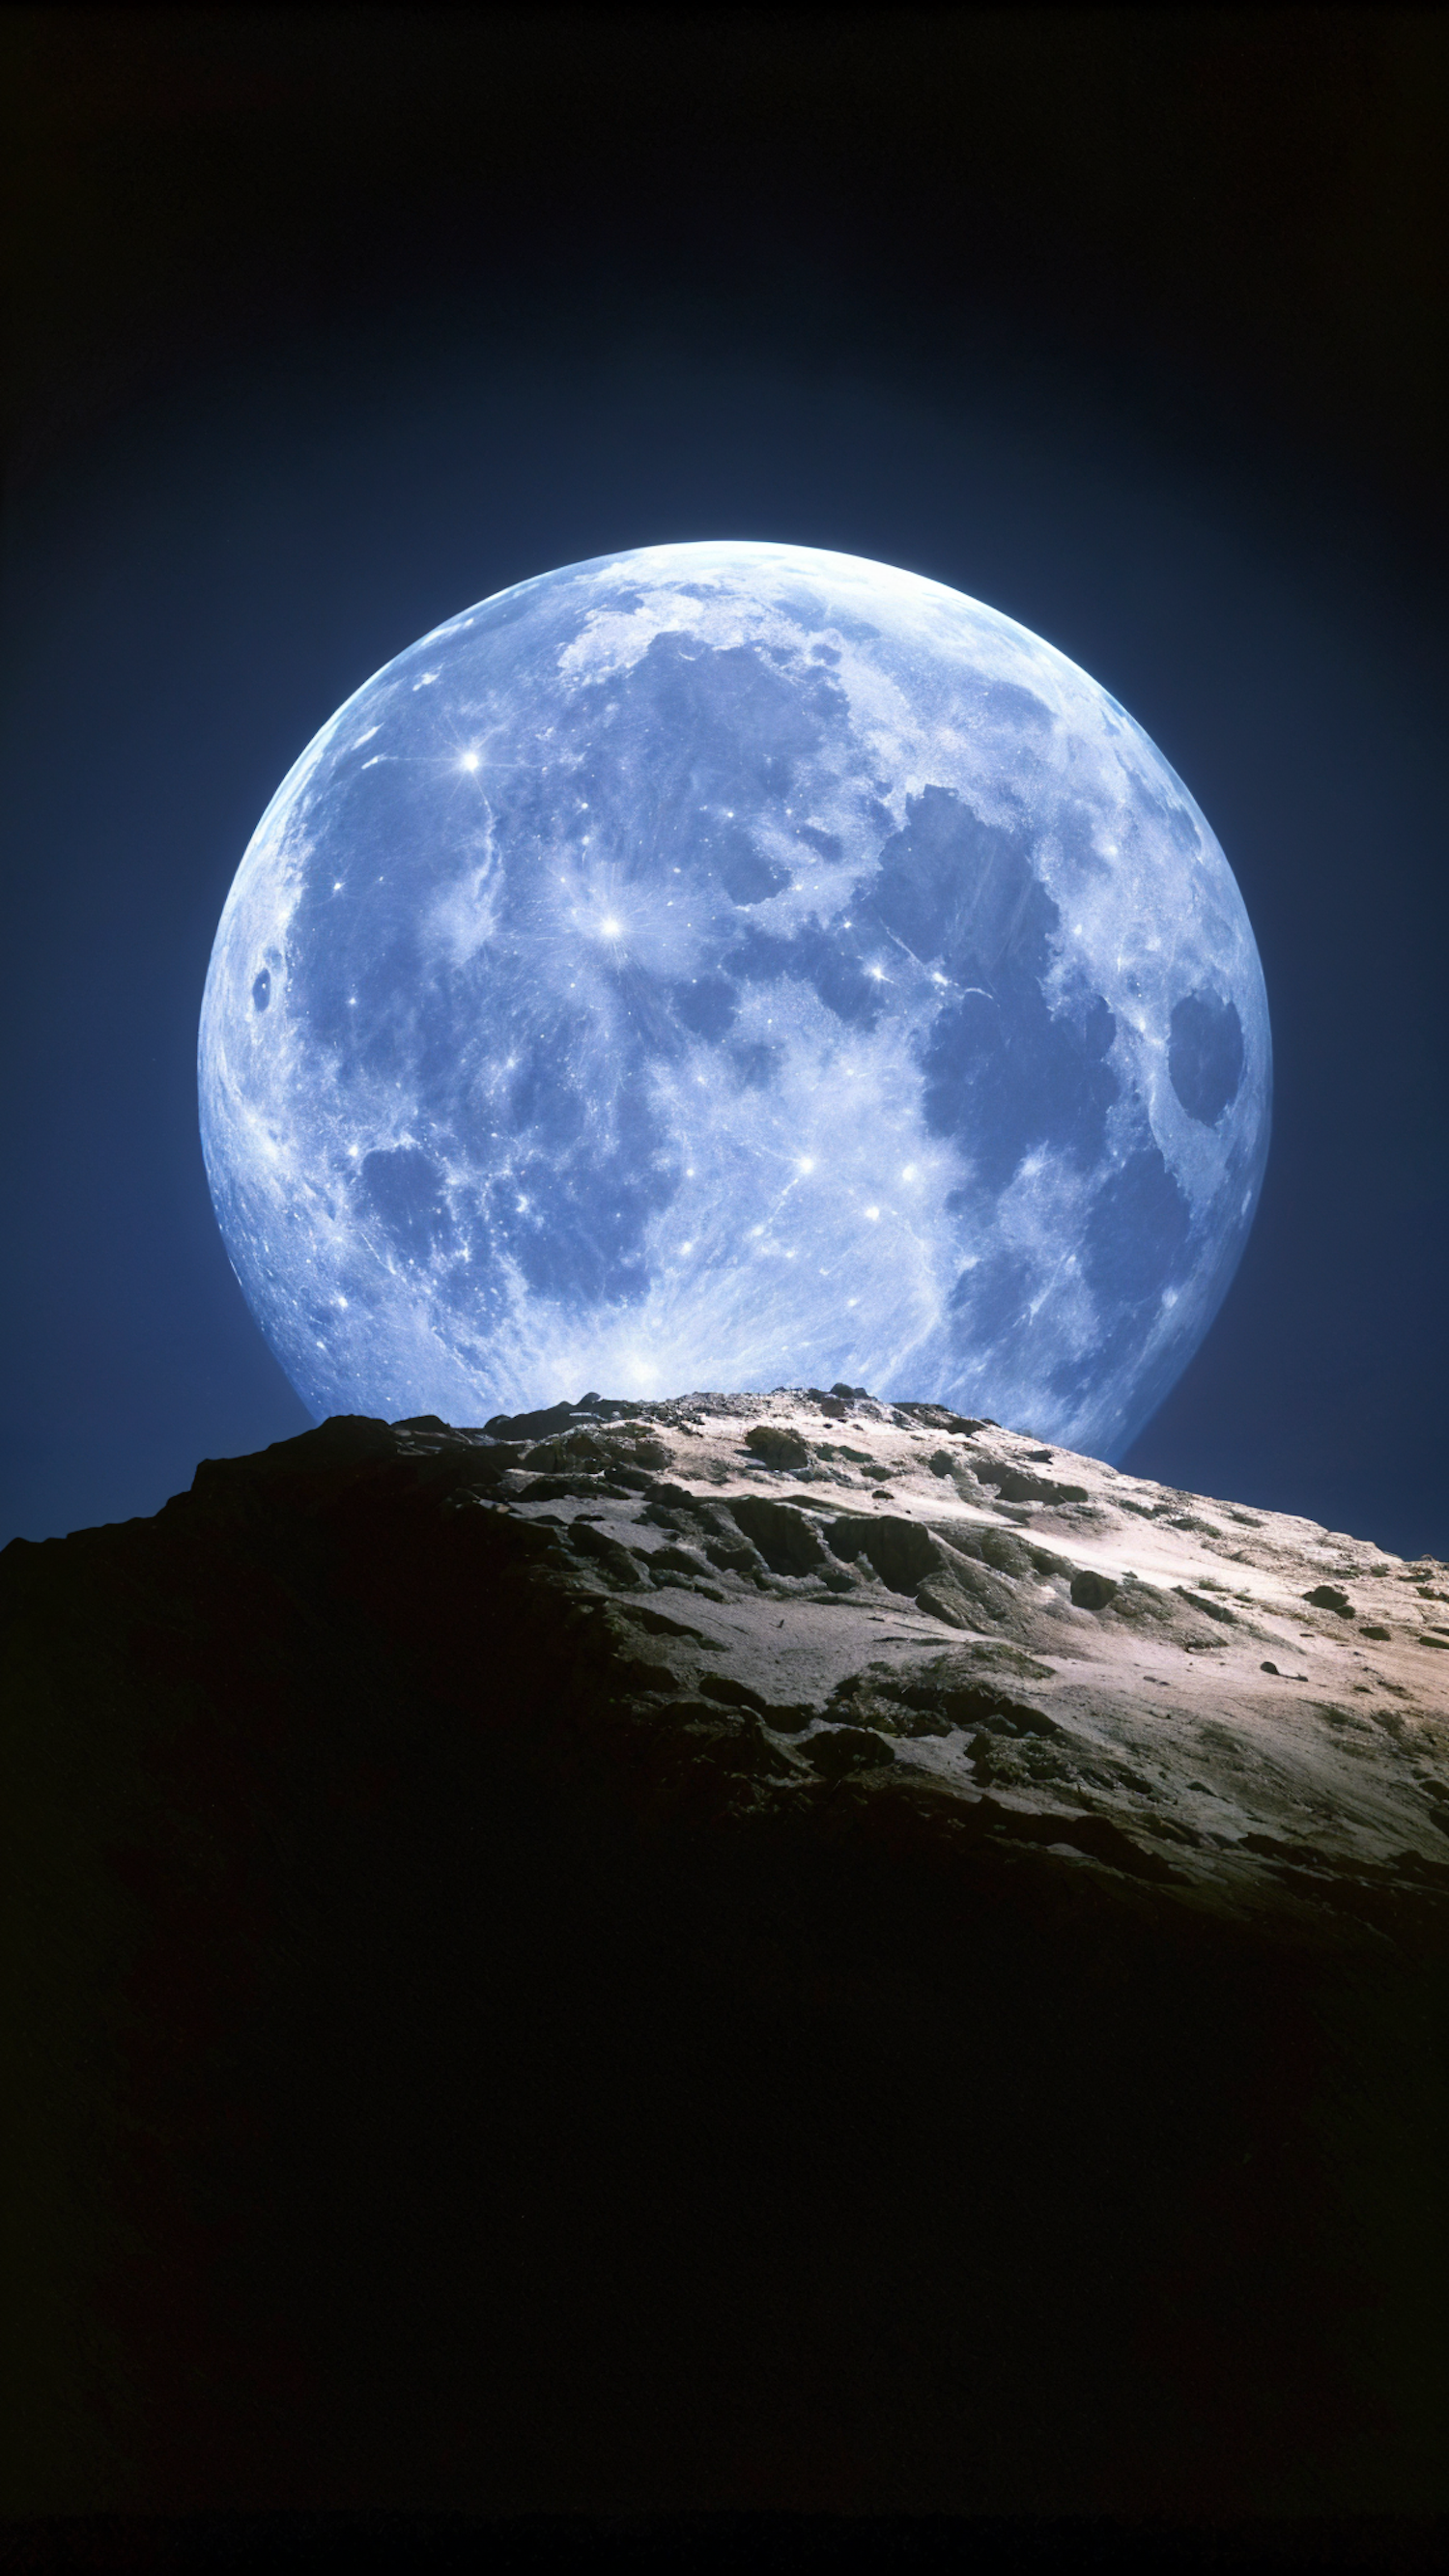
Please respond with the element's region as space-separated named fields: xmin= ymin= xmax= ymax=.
xmin=4 ymin=1395 xmax=1447 ymax=2517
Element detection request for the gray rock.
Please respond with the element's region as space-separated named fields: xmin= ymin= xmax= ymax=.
xmin=743 ymin=1425 xmax=812 ymax=1469
xmin=726 ymin=1495 xmax=830 ymax=1576
xmin=826 ymin=1512 xmax=945 ymax=1593
xmin=1070 ymin=1569 xmax=1119 ymax=1611
xmin=981 ymin=1466 xmax=1092 ymax=1506
xmin=567 ymin=1521 xmax=649 ymax=1585
xmin=918 ymin=1562 xmax=1021 ymax=1631
xmin=804 ymin=1723 xmax=896 ymax=1776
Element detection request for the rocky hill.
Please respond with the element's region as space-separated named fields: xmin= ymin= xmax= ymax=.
xmin=4 ymin=1389 xmax=1447 ymax=2520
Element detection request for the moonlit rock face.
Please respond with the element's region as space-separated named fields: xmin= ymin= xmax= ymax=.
xmin=199 ymin=541 xmax=1270 ymax=1456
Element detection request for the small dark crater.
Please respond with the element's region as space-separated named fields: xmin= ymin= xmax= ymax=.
xmin=719 ymin=835 xmax=791 ymax=906
xmin=1303 ymin=1585 xmax=1355 ymax=1619
xmin=1168 ymin=990 xmax=1245 ymax=1124
xmin=251 ymin=968 xmax=271 ymax=1010
xmin=729 ymin=1039 xmax=781 ymax=1090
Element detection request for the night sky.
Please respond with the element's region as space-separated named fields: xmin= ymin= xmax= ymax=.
xmin=4 ymin=7 xmax=1445 ymax=1559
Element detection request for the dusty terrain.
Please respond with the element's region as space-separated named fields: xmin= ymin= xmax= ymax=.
xmin=428 ymin=1383 xmax=1449 ymax=1921
xmin=4 ymin=1392 xmax=1447 ymax=2521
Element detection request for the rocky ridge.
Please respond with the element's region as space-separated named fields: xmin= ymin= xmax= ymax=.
xmin=294 ymin=1380 xmax=1449 ymax=1933
xmin=4 ymin=1388 xmax=1447 ymax=2519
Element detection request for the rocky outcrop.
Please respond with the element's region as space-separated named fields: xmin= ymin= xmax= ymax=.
xmin=3 ymin=1390 xmax=1447 ymax=2520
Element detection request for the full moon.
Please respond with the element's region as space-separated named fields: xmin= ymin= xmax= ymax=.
xmin=199 ymin=541 xmax=1270 ymax=1457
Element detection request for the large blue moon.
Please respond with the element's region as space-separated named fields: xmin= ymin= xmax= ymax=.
xmin=199 ymin=541 xmax=1270 ymax=1458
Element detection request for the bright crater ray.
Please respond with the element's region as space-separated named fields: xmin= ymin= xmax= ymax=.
xmin=199 ymin=541 xmax=1270 ymax=1456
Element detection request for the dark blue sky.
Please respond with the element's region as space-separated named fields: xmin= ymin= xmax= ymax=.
xmin=3 ymin=8 xmax=1445 ymax=1557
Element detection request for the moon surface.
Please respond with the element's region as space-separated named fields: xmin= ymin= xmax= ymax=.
xmin=199 ymin=541 xmax=1270 ymax=1457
